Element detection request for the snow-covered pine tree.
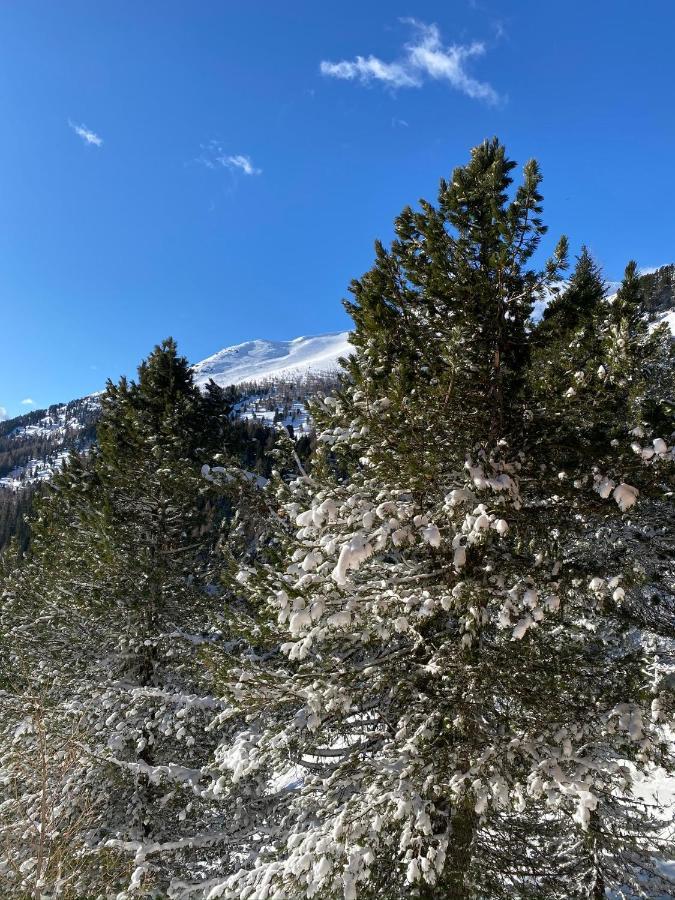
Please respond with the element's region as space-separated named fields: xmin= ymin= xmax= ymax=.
xmin=198 ymin=140 xmax=675 ymax=900
xmin=526 ymin=254 xmax=675 ymax=894
xmin=0 ymin=340 xmax=243 ymax=897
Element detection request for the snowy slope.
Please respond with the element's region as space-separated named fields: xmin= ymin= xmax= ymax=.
xmin=192 ymin=332 xmax=352 ymax=388
xmin=0 ymin=397 xmax=100 ymax=491
xmin=651 ymin=309 xmax=675 ymax=335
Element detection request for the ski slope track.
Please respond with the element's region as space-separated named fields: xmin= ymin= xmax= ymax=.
xmin=192 ymin=332 xmax=352 ymax=388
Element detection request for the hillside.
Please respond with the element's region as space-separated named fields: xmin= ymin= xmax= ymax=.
xmin=0 ymin=396 xmax=101 ymax=491
xmin=192 ymin=331 xmax=351 ymax=387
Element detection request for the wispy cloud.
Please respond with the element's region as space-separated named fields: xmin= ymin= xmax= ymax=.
xmin=221 ymin=154 xmax=261 ymax=176
xmin=21 ymin=398 xmax=35 ymax=405
xmin=0 ymin=406 xmax=7 ymax=421
xmin=321 ymin=56 xmax=418 ymax=89
xmin=197 ymin=142 xmax=262 ymax=176
xmin=69 ymin=120 xmax=103 ymax=147
xmin=320 ymin=19 xmax=499 ymax=104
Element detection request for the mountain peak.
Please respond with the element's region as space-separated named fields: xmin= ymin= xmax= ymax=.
xmin=192 ymin=331 xmax=352 ymax=387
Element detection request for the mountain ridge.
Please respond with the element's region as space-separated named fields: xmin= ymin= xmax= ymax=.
xmin=192 ymin=331 xmax=352 ymax=387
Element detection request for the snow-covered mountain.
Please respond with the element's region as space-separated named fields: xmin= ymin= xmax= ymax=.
xmin=0 ymin=397 xmax=101 ymax=492
xmin=0 ymin=333 xmax=351 ymax=496
xmin=192 ymin=331 xmax=352 ymax=387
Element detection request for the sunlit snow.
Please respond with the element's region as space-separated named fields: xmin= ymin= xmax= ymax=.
xmin=192 ymin=332 xmax=352 ymax=387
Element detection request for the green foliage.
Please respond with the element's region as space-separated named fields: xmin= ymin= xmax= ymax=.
xmin=1 ymin=142 xmax=674 ymax=899
xmin=539 ymin=245 xmax=605 ymax=337
xmin=205 ymin=141 xmax=675 ymax=900
xmin=0 ymin=338 xmax=247 ymax=896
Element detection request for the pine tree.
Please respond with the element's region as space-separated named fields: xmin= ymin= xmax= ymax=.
xmin=0 ymin=340 xmax=242 ymax=897
xmin=538 ymin=245 xmax=606 ymax=337
xmin=609 ymin=260 xmax=675 ymax=432
xmin=528 ymin=248 xmax=609 ymax=471
xmin=198 ymin=141 xmax=675 ymax=900
xmin=526 ymin=255 xmax=675 ymax=895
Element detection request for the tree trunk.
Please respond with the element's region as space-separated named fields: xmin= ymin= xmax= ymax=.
xmin=419 ymin=798 xmax=477 ymax=899
xmin=490 ymin=276 xmax=506 ymax=441
xmin=588 ymin=811 xmax=606 ymax=899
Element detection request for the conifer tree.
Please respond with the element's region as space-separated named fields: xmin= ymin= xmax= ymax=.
xmin=528 ymin=248 xmax=609 ymax=470
xmin=538 ymin=245 xmax=606 ymax=337
xmin=0 ymin=340 xmax=242 ymax=897
xmin=200 ymin=141 xmax=674 ymax=900
xmin=526 ymin=254 xmax=675 ymax=895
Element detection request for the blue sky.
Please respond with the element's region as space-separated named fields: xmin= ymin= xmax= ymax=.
xmin=1 ymin=0 xmax=674 ymax=417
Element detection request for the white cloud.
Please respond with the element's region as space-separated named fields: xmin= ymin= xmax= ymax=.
xmin=320 ymin=20 xmax=499 ymax=104
xmin=69 ymin=120 xmax=103 ymax=147
xmin=321 ymin=57 xmax=419 ymax=89
xmin=0 ymin=406 xmax=7 ymax=421
xmin=198 ymin=142 xmax=261 ymax=176
xmin=21 ymin=398 xmax=34 ymax=405
xmin=221 ymin=154 xmax=261 ymax=176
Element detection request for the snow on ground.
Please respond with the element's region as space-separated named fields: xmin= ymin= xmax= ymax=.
xmin=650 ymin=309 xmax=675 ymax=335
xmin=0 ymin=451 xmax=70 ymax=490
xmin=8 ymin=405 xmax=89 ymax=441
xmin=232 ymin=395 xmax=312 ymax=433
xmin=192 ymin=332 xmax=352 ymax=388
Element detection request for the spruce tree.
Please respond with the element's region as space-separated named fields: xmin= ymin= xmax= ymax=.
xmin=0 ymin=340 xmax=240 ymax=897
xmin=199 ymin=141 xmax=674 ymax=900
